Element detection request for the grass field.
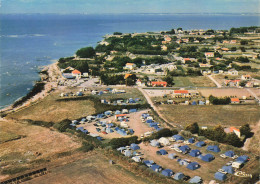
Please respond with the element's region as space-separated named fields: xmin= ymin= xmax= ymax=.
xmin=25 ymin=151 xmax=152 ymax=184
xmin=158 ymin=105 xmax=260 ymax=127
xmin=173 ymin=76 xmax=216 ymax=87
xmin=0 ymin=131 xmax=21 ymax=144
xmin=7 ymin=92 xmax=96 ymax=123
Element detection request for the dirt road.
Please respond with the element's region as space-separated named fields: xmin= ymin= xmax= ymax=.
xmin=207 ymin=75 xmax=221 ymax=88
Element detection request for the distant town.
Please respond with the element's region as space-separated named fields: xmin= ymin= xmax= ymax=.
xmin=1 ymin=26 xmax=259 ymax=184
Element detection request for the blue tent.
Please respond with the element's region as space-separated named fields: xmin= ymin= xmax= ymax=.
xmin=173 ymin=135 xmax=184 ymax=141
xmin=201 ymin=154 xmax=215 ymax=162
xmin=77 ymin=92 xmax=83 ymax=96
xmin=76 ymin=127 xmax=84 ymax=131
xmin=222 ymin=165 xmax=235 ymax=174
xmin=179 ymin=145 xmax=191 ymax=154
xmin=187 ymin=162 xmax=200 ymax=170
xmin=81 ymin=118 xmax=86 ymax=122
xmin=188 ymin=137 xmax=195 ymax=144
xmin=162 ymin=169 xmax=173 ymax=177
xmin=192 ymin=101 xmax=197 ymax=105
xmin=142 ymin=113 xmax=149 ymax=119
xmin=143 ymin=160 xmax=154 ymax=167
xmin=225 ymin=150 xmax=235 ymax=157
xmin=124 ymin=150 xmax=132 ymax=157
xmin=151 ymin=164 xmax=162 ymax=172
xmin=168 ymin=153 xmax=177 ymax=159
xmin=215 ymin=172 xmax=227 ymax=181
xmin=128 ymin=99 xmax=136 ymax=104
xmin=106 ymin=128 xmax=114 ymax=133
xmin=195 ymin=141 xmax=206 ymax=147
xmin=149 ymin=123 xmax=158 ymax=127
xmin=150 ymin=140 xmax=160 ymax=147
xmin=128 ymin=129 xmax=134 ymax=134
xmin=207 ymin=145 xmax=220 ymax=152
xmin=96 ymin=114 xmax=105 ymax=119
xmin=155 ymin=127 xmax=162 ymax=132
xmin=129 ymin=109 xmax=137 ymax=113
xmin=189 ymin=149 xmax=202 ymax=157
xmin=70 ymin=123 xmax=76 ymax=127
xmin=96 ymin=136 xmax=103 ymax=141
xmin=146 ymin=119 xmax=153 ymax=123
xmin=236 ymin=155 xmax=249 ymax=163
xmin=159 ymin=149 xmax=168 ymax=155
xmin=189 ymin=176 xmax=202 ymax=184
xmin=174 ymin=172 xmax=185 ymax=180
xmin=179 ymin=159 xmax=189 ymax=166
xmin=98 ymin=91 xmax=103 ymax=95
xmin=130 ymin=143 xmax=140 ymax=150
xmin=82 ymin=129 xmax=88 ymax=134
xmin=115 ymin=110 xmax=121 ymax=115
xmin=104 ymin=111 xmax=112 ymax=116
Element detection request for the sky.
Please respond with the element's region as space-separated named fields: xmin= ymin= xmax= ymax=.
xmin=0 ymin=0 xmax=259 ymax=14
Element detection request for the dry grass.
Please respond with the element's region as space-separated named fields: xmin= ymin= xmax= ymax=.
xmin=7 ymin=92 xmax=96 ymax=123
xmin=158 ymin=105 xmax=260 ymax=127
xmin=188 ymin=76 xmax=216 ymax=87
xmin=25 ymin=151 xmax=151 ymax=184
xmin=198 ymin=88 xmax=252 ymax=98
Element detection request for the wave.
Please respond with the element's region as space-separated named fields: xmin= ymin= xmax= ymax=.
xmin=1 ymin=34 xmax=46 ymax=38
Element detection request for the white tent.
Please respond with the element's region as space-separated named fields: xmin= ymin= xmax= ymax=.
xmin=158 ymin=137 xmax=170 ymax=146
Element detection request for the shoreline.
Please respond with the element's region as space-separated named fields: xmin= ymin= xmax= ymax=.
xmin=0 ymin=62 xmax=63 ymax=116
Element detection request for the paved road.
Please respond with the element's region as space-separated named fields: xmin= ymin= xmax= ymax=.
xmin=207 ymin=75 xmax=222 ymax=88
xmin=138 ymin=87 xmax=181 ymax=129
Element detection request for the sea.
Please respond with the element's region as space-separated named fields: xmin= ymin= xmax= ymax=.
xmin=0 ymin=13 xmax=259 ymax=109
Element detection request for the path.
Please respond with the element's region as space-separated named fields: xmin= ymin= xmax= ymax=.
xmin=138 ymin=87 xmax=180 ymax=129
xmin=246 ymin=88 xmax=260 ymax=102
xmin=207 ymin=75 xmax=222 ymax=88
xmin=242 ymin=120 xmax=260 ymax=151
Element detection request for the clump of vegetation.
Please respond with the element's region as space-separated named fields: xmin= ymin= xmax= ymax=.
xmin=209 ymin=95 xmax=231 ymax=105
xmin=53 ymin=119 xmax=71 ymax=132
xmin=1 ymin=166 xmax=29 ymax=175
xmin=185 ymin=122 xmax=199 ymax=134
xmin=78 ymin=142 xmax=95 ymax=152
xmin=76 ymin=47 xmax=95 ymax=58
xmin=143 ymin=128 xmax=178 ymax=142
xmin=13 ymin=82 xmax=45 ymax=108
xmin=108 ymin=136 xmax=139 ymax=149
xmin=26 ymin=119 xmax=54 ymax=128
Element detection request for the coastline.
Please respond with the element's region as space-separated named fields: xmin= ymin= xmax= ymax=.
xmin=0 ymin=62 xmax=63 ymax=116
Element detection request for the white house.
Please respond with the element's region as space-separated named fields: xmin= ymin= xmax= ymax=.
xmin=241 ymin=75 xmax=251 ymax=80
xmin=228 ymin=69 xmax=238 ymax=75
xmin=124 ymin=63 xmax=136 ymax=70
xmin=205 ymin=52 xmax=214 ymax=58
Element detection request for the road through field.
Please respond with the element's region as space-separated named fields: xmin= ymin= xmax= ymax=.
xmin=246 ymin=88 xmax=260 ymax=102
xmin=207 ymin=75 xmax=221 ymax=88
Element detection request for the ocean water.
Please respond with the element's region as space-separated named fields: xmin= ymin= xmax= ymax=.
xmin=0 ymin=14 xmax=259 ymax=109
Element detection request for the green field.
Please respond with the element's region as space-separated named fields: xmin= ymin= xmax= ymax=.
xmin=172 ymin=76 xmax=215 ymax=87
xmin=158 ymin=104 xmax=260 ymax=127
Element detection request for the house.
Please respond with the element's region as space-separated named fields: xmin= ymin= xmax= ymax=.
xmin=224 ymin=127 xmax=241 ymax=138
xmin=168 ymin=153 xmax=177 ymax=159
xmin=205 ymin=52 xmax=214 ymax=58
xmin=130 ymin=143 xmax=140 ymax=150
xmin=225 ymin=80 xmax=240 ymax=87
xmin=228 ymin=69 xmax=238 ymax=75
xmin=161 ymin=45 xmax=168 ymax=51
xmin=225 ymin=150 xmax=235 ymax=158
xmin=136 ymin=79 xmax=146 ymax=87
xmin=221 ymin=48 xmax=230 ymax=52
xmin=174 ymin=172 xmax=185 ymax=180
xmin=241 ymin=75 xmax=251 ymax=80
xmin=182 ymin=58 xmax=191 ymax=64
xmin=195 ymin=141 xmax=206 ymax=148
xmin=172 ymin=90 xmax=189 ymax=98
xmin=189 ymin=176 xmax=203 ymax=184
xmin=151 ymin=81 xmax=167 ymax=87
xmin=164 ymin=36 xmax=172 ymax=42
xmin=124 ymin=63 xmax=136 ymax=70
xmin=162 ymin=169 xmax=174 ymax=177
xmin=124 ymin=73 xmax=133 ymax=79
xmin=179 ymin=145 xmax=191 ymax=154
xmin=215 ymin=172 xmax=227 ymax=181
xmin=189 ymin=149 xmax=202 ymax=157
xmin=187 ymin=162 xmax=200 ymax=170
xmin=151 ymin=164 xmax=162 ymax=172
xmin=150 ymin=140 xmax=160 ymax=147
xmin=201 ymin=154 xmax=215 ymax=162
xmin=207 ymin=145 xmax=220 ymax=153
xmin=72 ymin=69 xmax=82 ymax=78
xmin=199 ymin=63 xmax=211 ymax=68
xmin=222 ymin=166 xmax=235 ymax=174
xmin=231 ymin=98 xmax=240 ymax=104
xmin=173 ymin=135 xmax=185 ymax=141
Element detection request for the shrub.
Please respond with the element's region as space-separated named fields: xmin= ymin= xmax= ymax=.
xmin=53 ymin=119 xmax=71 ymax=132
xmin=78 ymin=142 xmax=94 ymax=152
xmin=26 ymin=119 xmax=54 ymax=128
xmin=109 ymin=136 xmax=139 ymax=149
xmin=1 ymin=166 xmax=29 ymax=175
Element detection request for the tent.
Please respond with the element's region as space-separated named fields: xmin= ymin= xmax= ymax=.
xmin=115 ymin=110 xmax=121 ymax=115
xmin=222 ymin=165 xmax=235 ymax=174
xmin=215 ymin=172 xmax=227 ymax=181
xmin=96 ymin=136 xmax=103 ymax=141
xmin=201 ymin=154 xmax=215 ymax=162
xmin=236 ymin=155 xmax=249 ymax=163
xmin=225 ymin=150 xmax=235 ymax=158
xmin=199 ymin=101 xmax=205 ymax=105
xmin=189 ymin=176 xmax=202 ymax=184
xmin=143 ymin=160 xmax=154 ymax=167
xmin=128 ymin=129 xmax=134 ymax=134
xmin=151 ymin=164 xmax=162 ymax=172
xmin=173 ymin=135 xmax=185 ymax=141
xmin=187 ymin=162 xmax=200 ymax=170
xmin=174 ymin=172 xmax=185 ymax=180
xmin=142 ymin=113 xmax=149 ymax=119
xmin=179 ymin=145 xmax=191 ymax=154
xmin=104 ymin=111 xmax=112 ymax=116
xmin=124 ymin=150 xmax=132 ymax=157
xmin=192 ymin=101 xmax=197 ymax=105
xmin=188 ymin=137 xmax=195 ymax=144
xmin=159 ymin=137 xmax=170 ymax=146
xmin=158 ymin=149 xmax=168 ymax=155
xmin=168 ymin=153 xmax=177 ymax=159
xmin=96 ymin=114 xmax=105 ymax=119
xmin=189 ymin=149 xmax=202 ymax=157
xmin=129 ymin=109 xmax=137 ymax=113
xmin=207 ymin=145 xmax=221 ymax=153
xmin=179 ymin=159 xmax=189 ymax=166
xmin=150 ymin=140 xmax=160 ymax=147
xmin=195 ymin=141 xmax=206 ymax=147
xmin=162 ymin=169 xmax=174 ymax=177
xmin=76 ymin=127 xmax=84 ymax=131
xmin=128 ymin=99 xmax=136 ymax=104
xmin=130 ymin=143 xmax=140 ymax=150
xmin=106 ymin=128 xmax=114 ymax=133
xmin=146 ymin=119 xmax=153 ymax=123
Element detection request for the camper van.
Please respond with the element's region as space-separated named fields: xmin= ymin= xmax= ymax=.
xmin=232 ymin=161 xmax=244 ymax=169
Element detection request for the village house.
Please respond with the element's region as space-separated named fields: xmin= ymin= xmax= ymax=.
xmin=221 ymin=48 xmax=230 ymax=52
xmin=225 ymin=79 xmax=240 ymax=87
xmin=150 ymin=81 xmax=167 ymax=87
xmin=241 ymin=75 xmax=252 ymax=80
xmin=124 ymin=73 xmax=133 ymax=79
xmin=228 ymin=69 xmax=238 ymax=75
xmin=224 ymin=127 xmax=241 ymax=138
xmin=71 ymin=69 xmax=82 ymax=78
xmin=231 ymin=98 xmax=240 ymax=104
xmin=164 ymin=36 xmax=172 ymax=42
xmin=199 ymin=63 xmax=211 ymax=68
xmin=205 ymin=52 xmax=214 ymax=58
xmin=124 ymin=63 xmax=136 ymax=70
xmin=161 ymin=45 xmax=168 ymax=51
xmin=136 ymin=79 xmax=146 ymax=87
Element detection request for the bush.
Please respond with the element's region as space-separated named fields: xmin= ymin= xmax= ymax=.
xmin=79 ymin=142 xmax=94 ymax=152
xmin=109 ymin=136 xmax=139 ymax=149
xmin=76 ymin=47 xmax=95 ymax=58
xmin=53 ymin=119 xmax=71 ymax=132
xmin=209 ymin=95 xmax=231 ymax=105
xmin=1 ymin=167 xmax=29 ymax=175
xmin=185 ymin=122 xmax=199 ymax=134
xmin=143 ymin=128 xmax=178 ymax=142
xmin=26 ymin=119 xmax=54 ymax=128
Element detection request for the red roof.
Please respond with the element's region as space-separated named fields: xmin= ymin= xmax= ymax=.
xmin=230 ymin=127 xmax=240 ymax=132
xmin=72 ymin=69 xmax=81 ymax=74
xmin=116 ymin=114 xmax=127 ymax=117
xmin=231 ymin=98 xmax=240 ymax=102
xmin=184 ymin=58 xmax=190 ymax=61
xmin=174 ymin=90 xmax=188 ymax=94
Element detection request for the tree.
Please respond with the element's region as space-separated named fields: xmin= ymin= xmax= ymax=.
xmin=177 ymin=27 xmax=183 ymax=31
xmin=239 ymin=80 xmax=247 ymax=87
xmin=225 ymin=133 xmax=243 ymax=147
xmin=240 ymin=40 xmax=248 ymax=45
xmin=185 ymin=122 xmax=199 ymax=134
xmin=54 ymin=119 xmax=71 ymax=132
xmin=240 ymin=124 xmax=253 ymax=138
xmin=213 ymin=125 xmax=226 ymax=143
xmin=76 ymin=47 xmax=96 ymax=58
xmin=163 ymin=76 xmax=174 ymax=86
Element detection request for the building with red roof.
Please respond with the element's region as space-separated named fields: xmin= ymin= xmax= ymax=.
xmin=151 ymin=81 xmax=167 ymax=87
